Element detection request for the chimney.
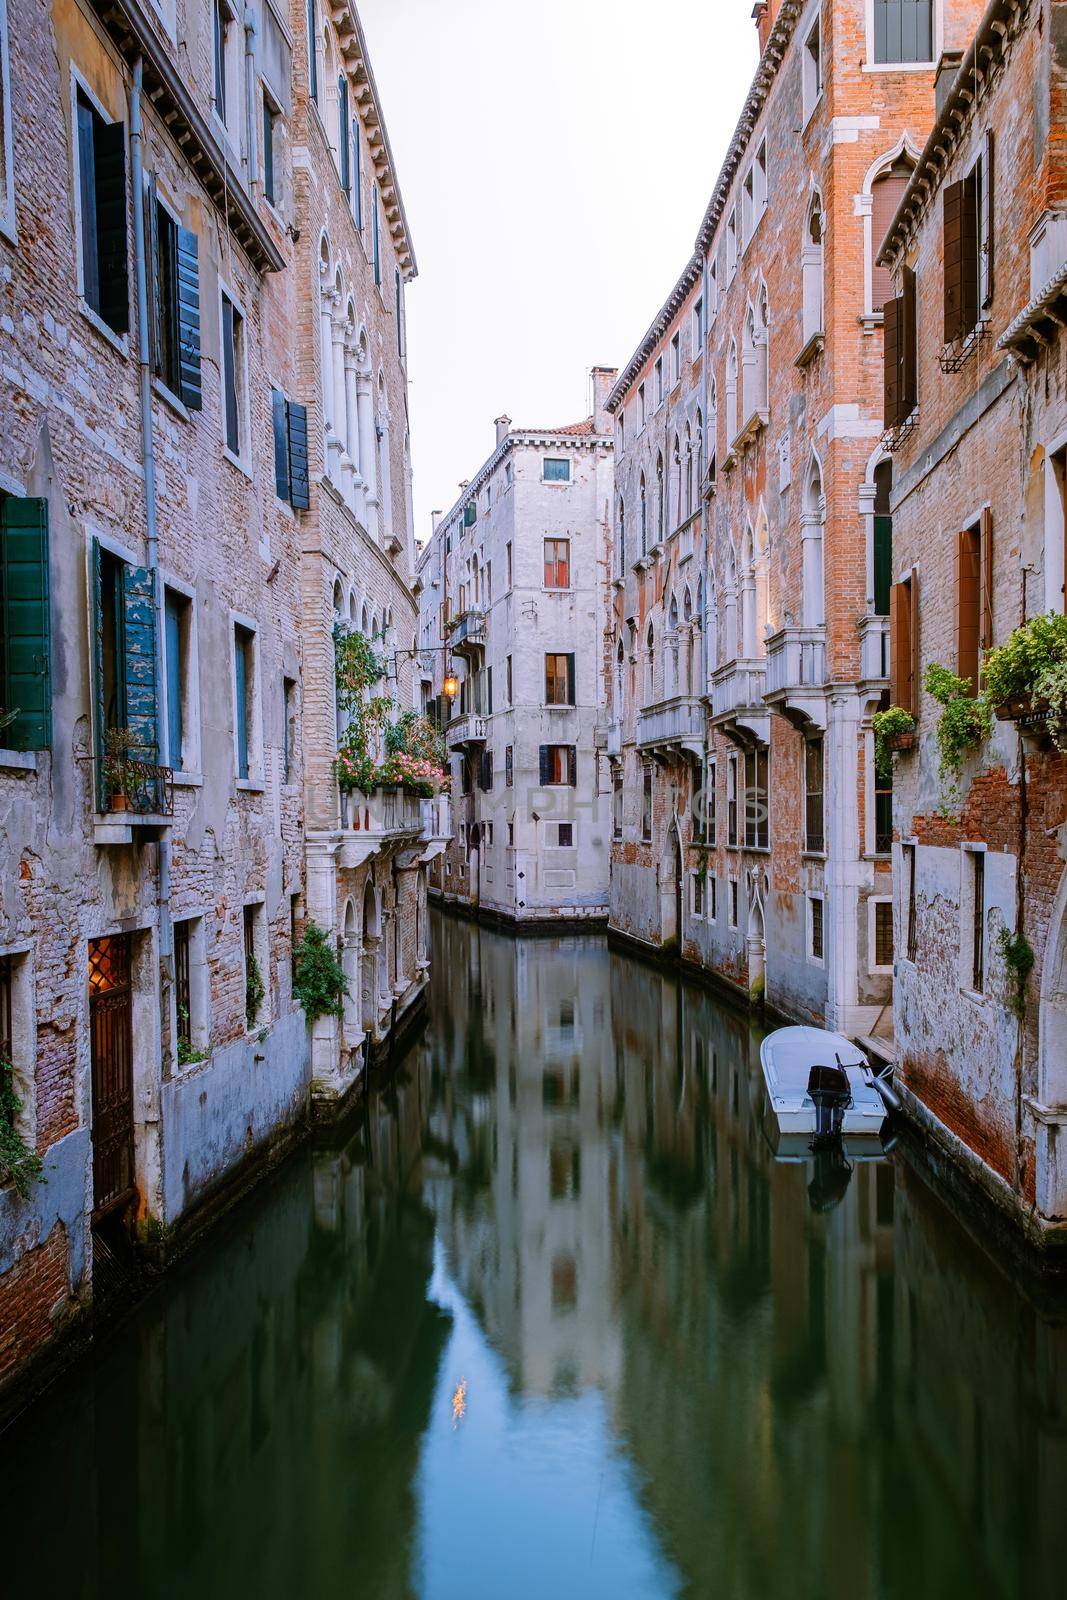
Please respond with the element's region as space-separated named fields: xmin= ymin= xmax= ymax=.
xmin=935 ymin=50 xmax=964 ymax=116
xmin=494 ymin=414 xmax=511 ymax=447
xmin=591 ymin=366 xmax=618 ymax=434
xmin=431 ymin=509 xmax=442 ymax=535
xmin=752 ymin=1 xmax=780 ymax=55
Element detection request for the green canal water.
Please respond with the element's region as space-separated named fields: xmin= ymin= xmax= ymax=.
xmin=1 ymin=912 xmax=1064 ymax=1599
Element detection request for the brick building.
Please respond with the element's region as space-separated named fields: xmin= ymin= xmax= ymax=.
xmin=606 ymin=0 xmax=984 ymax=1040
xmin=878 ymin=0 xmax=1067 ymax=1239
xmin=416 ymin=376 xmax=615 ymax=925
xmin=0 ymin=0 xmax=436 ymax=1399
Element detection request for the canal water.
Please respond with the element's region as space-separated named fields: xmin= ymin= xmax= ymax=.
xmin=1 ymin=912 xmax=1064 ymax=1599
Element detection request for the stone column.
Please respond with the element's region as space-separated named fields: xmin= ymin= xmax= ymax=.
xmin=379 ymin=407 xmax=394 ymax=549
xmin=329 ymin=312 xmax=347 ymax=483
xmin=801 ymin=497 xmax=825 ymax=628
xmin=343 ymin=347 xmax=364 ymax=516
xmin=319 ymin=283 xmax=336 ymax=444
xmin=741 ymin=570 xmax=757 ymax=658
xmin=825 ymin=690 xmax=867 ymax=1036
xmin=356 ymin=369 xmax=379 ymax=538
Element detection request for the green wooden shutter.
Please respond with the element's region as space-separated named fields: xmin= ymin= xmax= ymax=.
xmin=338 ymin=77 xmax=350 ymax=193
xmin=94 ymin=116 xmax=130 ymax=336
xmin=234 ymin=631 xmax=249 ymax=780
xmin=0 ymin=497 xmax=51 ymax=751
xmin=287 ymin=401 xmax=310 ymax=509
xmin=272 ymin=388 xmax=290 ymax=502
xmin=873 ymin=515 xmax=893 ymax=616
xmin=176 ymin=227 xmax=203 ymax=411
xmin=566 ymin=652 xmax=576 ymax=706
xmin=122 ymin=564 xmax=159 ymax=763
xmin=164 ymin=592 xmax=183 ymax=768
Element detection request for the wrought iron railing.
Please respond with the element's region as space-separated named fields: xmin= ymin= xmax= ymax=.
xmin=96 ymin=755 xmax=175 ymax=817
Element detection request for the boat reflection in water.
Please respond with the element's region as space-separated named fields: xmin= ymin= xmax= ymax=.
xmin=0 ymin=911 xmax=1064 ymax=1599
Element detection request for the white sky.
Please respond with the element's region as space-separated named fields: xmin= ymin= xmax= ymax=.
xmin=358 ymin=0 xmax=759 ymax=544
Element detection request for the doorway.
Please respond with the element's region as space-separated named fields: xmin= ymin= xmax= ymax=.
xmin=88 ymin=934 xmax=136 ymax=1223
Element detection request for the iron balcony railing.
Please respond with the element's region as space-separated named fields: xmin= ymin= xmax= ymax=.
xmin=95 ymin=754 xmax=175 ymax=817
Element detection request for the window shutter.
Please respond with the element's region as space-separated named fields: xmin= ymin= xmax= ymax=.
xmin=164 ymin=593 xmax=183 ymax=768
xmin=900 ymin=266 xmax=918 ymax=416
xmin=566 ymin=652 xmax=576 ymax=706
xmin=486 ymin=664 xmax=493 ymax=715
xmin=0 ymin=497 xmax=51 ymax=751
xmin=90 ymin=537 xmax=107 ymax=809
xmin=873 ymin=515 xmax=893 ymax=616
xmin=982 ymin=130 xmax=994 ymax=309
xmin=287 ymin=401 xmax=310 ymax=509
xmin=94 ymin=117 xmax=129 ymax=335
xmin=122 ymin=564 xmax=159 ymax=764
xmin=567 ymin=746 xmax=577 ymax=787
xmin=352 ymin=115 xmax=361 ymax=227
xmin=943 ymin=179 xmax=964 ymax=342
xmin=944 ymin=176 xmax=979 ymax=342
xmin=144 ymin=173 xmax=161 ymax=375
xmin=883 ymin=294 xmax=901 ymax=427
xmin=338 ymin=77 xmax=350 ymax=193
xmin=956 ymin=527 xmax=980 ymax=692
xmin=176 ymin=227 xmax=203 ymax=410
xmin=981 ymin=506 xmax=994 ymax=653
xmin=909 ymin=572 xmax=920 ymax=715
xmin=272 ymin=388 xmax=290 ymax=502
xmin=889 ymin=578 xmax=915 ymax=715
xmin=539 ymin=745 xmax=549 ymax=786
xmin=235 ymin=636 xmax=249 ymax=781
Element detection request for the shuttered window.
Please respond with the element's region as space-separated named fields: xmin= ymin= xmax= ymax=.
xmin=262 ymin=94 xmax=278 ymax=208
xmin=76 ymin=87 xmax=129 ymax=336
xmin=164 ymin=590 xmax=185 ymax=769
xmin=745 ymin=748 xmax=769 ymax=850
xmin=545 ymin=652 xmax=575 ymax=706
xmin=307 ymin=0 xmax=318 ymax=103
xmin=544 ymin=538 xmax=570 ymax=589
xmin=956 ymin=509 xmax=994 ymax=691
xmin=539 ymin=744 xmax=576 ymax=787
xmin=352 ymin=116 xmax=362 ymax=228
xmin=338 ymin=76 xmax=350 ymax=193
xmin=889 ymin=570 xmax=919 ymax=715
xmin=944 ymin=172 xmax=980 ymax=343
xmin=146 ymin=182 xmax=202 ymax=410
xmin=271 ymin=389 xmax=310 ymax=508
xmin=221 ymin=292 xmax=244 ymax=456
xmin=0 ymin=497 xmax=51 ymax=750
xmin=883 ymin=265 xmax=917 ymax=428
xmin=479 ymin=749 xmax=493 ymax=791
xmin=234 ymin=624 xmax=254 ymax=781
xmin=873 ymin=0 xmax=933 ymax=64
xmin=372 ymin=182 xmax=381 ymax=286
xmin=91 ymin=540 xmax=160 ymax=807
xmin=871 ymin=164 xmax=910 ymax=312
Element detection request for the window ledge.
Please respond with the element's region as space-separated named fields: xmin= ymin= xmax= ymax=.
xmin=223 ymin=444 xmax=253 ymax=481
xmin=862 ymin=61 xmax=936 ymax=74
xmin=172 ymin=771 xmax=204 ymax=788
xmin=801 ymin=850 xmax=827 ymax=862
xmin=795 ymin=331 xmax=825 ymax=370
xmin=153 ymin=376 xmax=190 ymax=421
xmin=235 ymin=777 xmax=265 ymax=793
xmin=79 ymin=301 xmax=129 ymax=358
xmin=0 ymin=749 xmax=38 ymax=773
xmin=859 ymin=312 xmax=884 ymax=333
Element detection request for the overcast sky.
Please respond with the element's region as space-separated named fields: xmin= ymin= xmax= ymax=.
xmin=359 ymin=0 xmax=759 ymax=544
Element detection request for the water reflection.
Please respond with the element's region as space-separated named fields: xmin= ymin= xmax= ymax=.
xmin=0 ymin=912 xmax=1065 ymax=1600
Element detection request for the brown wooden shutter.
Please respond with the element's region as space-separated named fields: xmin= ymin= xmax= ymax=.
xmin=901 ymin=266 xmax=918 ymax=416
xmin=909 ymin=571 xmax=920 ymax=716
xmin=980 ymin=506 xmax=994 ymax=653
xmin=890 ymin=580 xmax=908 ymax=709
xmin=982 ymin=130 xmax=995 ymax=309
xmin=956 ymin=527 xmax=980 ymax=692
xmin=944 ymin=175 xmax=979 ymax=342
xmin=884 ymin=295 xmax=901 ymax=427
xmin=943 ymin=179 xmax=965 ymax=342
xmin=872 ymin=172 xmax=909 ymax=312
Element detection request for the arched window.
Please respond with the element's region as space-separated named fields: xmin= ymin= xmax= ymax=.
xmin=695 ymin=411 xmax=704 ymax=494
xmin=684 ymin=425 xmax=694 ymax=519
xmin=666 ymin=594 xmax=679 ymax=697
xmin=656 ymin=454 xmax=665 ymax=544
xmin=618 ymin=496 xmax=626 ymax=574
xmin=871 ymin=154 xmax=914 ymax=312
xmin=803 ymin=194 xmax=824 ymax=345
xmin=802 ymin=454 xmax=825 ymax=629
xmin=645 ymin=623 xmax=655 ymax=704
xmin=726 ymin=342 xmax=738 ymax=446
xmin=671 ymin=435 xmax=682 ymax=529
xmin=743 ymin=292 xmax=769 ymax=421
xmin=724 ymin=545 xmax=738 ymax=662
xmin=337 ymin=75 xmax=350 ymax=192
xmin=639 ymin=474 xmax=648 ymax=554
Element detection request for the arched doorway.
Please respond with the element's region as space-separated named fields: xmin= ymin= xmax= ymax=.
xmin=1040 ymin=868 xmax=1067 ymax=1107
xmin=361 ymin=879 xmax=379 ymax=1035
xmin=342 ymin=899 xmax=360 ymax=1047
xmin=661 ymin=822 xmax=683 ymax=956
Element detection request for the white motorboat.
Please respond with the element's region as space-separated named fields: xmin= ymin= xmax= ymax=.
xmin=759 ymin=1026 xmax=892 ymax=1144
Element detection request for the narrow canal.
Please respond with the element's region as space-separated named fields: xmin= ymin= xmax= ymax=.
xmin=2 ymin=911 xmax=1064 ymax=1599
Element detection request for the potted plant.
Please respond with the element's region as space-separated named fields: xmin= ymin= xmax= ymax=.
xmin=102 ymin=726 xmax=140 ymax=810
xmin=923 ymin=664 xmax=993 ymax=810
xmin=984 ymin=612 xmax=1067 ymax=751
xmin=872 ymin=705 xmax=917 ymax=768
xmin=293 ymin=920 xmax=349 ymax=1024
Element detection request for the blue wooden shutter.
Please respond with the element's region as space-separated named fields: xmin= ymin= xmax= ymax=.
xmin=338 ymin=76 xmax=350 ymax=193
xmin=122 ymin=564 xmax=159 ymax=763
xmin=0 ymin=497 xmax=51 ymax=750
xmin=164 ymin=592 xmax=183 ymax=768
xmin=94 ymin=115 xmax=130 ymax=335
xmin=539 ymin=745 xmax=549 ymax=786
xmin=566 ymin=653 xmax=575 ymax=706
xmin=176 ymin=227 xmax=202 ymax=410
xmin=90 ymin=537 xmax=107 ymax=808
xmin=234 ymin=630 xmax=249 ymax=779
xmin=352 ymin=116 xmax=362 ymax=228
xmin=287 ymin=401 xmax=310 ymax=509
xmin=307 ymin=0 xmax=318 ymax=101
xmin=272 ymin=388 xmax=290 ymax=501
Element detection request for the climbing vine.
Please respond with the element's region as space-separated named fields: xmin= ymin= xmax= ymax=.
xmin=245 ymin=951 xmax=265 ymax=1029
xmin=293 ymin=921 xmax=349 ymax=1025
xmin=923 ymin=664 xmax=993 ymax=812
xmin=998 ymin=927 xmax=1035 ymax=1023
xmin=0 ymin=1053 xmax=43 ymax=1199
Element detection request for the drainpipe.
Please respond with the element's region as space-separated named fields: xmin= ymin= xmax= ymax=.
xmin=244 ymin=8 xmax=259 ymax=191
xmin=130 ymin=60 xmax=173 ymax=1002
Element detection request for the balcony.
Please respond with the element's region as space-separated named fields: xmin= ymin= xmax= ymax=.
xmin=445 ymin=712 xmax=487 ymax=749
xmin=764 ymin=625 xmax=829 ymax=731
xmin=709 ymin=659 xmax=770 ymax=747
xmin=859 ymin=614 xmax=890 ymax=688
xmin=606 ymin=719 xmax=622 ymax=759
xmin=636 ymin=695 xmax=704 ymax=761
xmin=418 ymin=794 xmax=453 ymax=863
xmin=93 ymin=755 xmax=175 ymax=846
xmin=447 ymin=608 xmax=487 ymax=657
xmin=338 ymin=785 xmax=425 ymax=868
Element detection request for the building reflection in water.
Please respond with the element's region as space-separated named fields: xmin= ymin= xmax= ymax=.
xmin=0 ymin=910 xmax=1064 ymax=1599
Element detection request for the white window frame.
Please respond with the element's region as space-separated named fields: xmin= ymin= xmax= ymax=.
xmin=242 ymin=896 xmax=269 ymax=1033
xmin=160 ymin=571 xmax=203 ymax=782
xmin=690 ymin=870 xmax=704 ymax=920
xmin=692 ymin=298 xmax=703 ymax=351
xmin=0 ymin=0 xmax=15 ymax=244
xmin=807 ymin=891 xmax=826 ymax=966
xmin=863 ymin=0 xmax=941 ymax=72
xmin=231 ymin=609 xmax=264 ymax=788
xmin=0 ymin=944 xmax=36 ymax=1153
xmin=212 ymin=0 xmax=244 ymax=150
xmin=70 ymin=66 xmax=129 ymax=355
xmin=654 ymin=356 xmax=664 ymax=407
xmin=638 ymin=382 xmax=647 ymax=431
xmin=868 ymin=895 xmax=895 ymax=975
xmin=670 ymin=331 xmax=681 ymax=387
xmin=728 ymin=876 xmax=739 ymax=931
xmin=802 ymin=10 xmax=823 ymax=123
xmin=960 ymin=842 xmax=989 ymax=1001
xmin=218 ymin=279 xmax=252 ymax=475
xmin=172 ymin=911 xmax=211 ymax=1064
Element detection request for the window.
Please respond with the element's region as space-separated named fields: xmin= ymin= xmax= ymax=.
xmin=479 ymin=749 xmax=493 ymax=790
xmin=243 ymin=902 xmax=267 ymax=1029
xmin=91 ymin=541 xmax=163 ymax=811
xmin=875 ymin=742 xmax=893 ymax=853
xmin=506 ymin=654 xmax=513 ymax=705
xmin=545 ymin=652 xmax=575 ymax=706
xmin=307 ymin=0 xmax=318 ymax=103
xmin=147 ymin=188 xmax=202 ymax=407
xmin=544 ymin=458 xmax=570 ymax=483
xmin=352 ymin=112 xmax=363 ymax=230
xmin=612 ymin=773 xmax=623 ymax=839
xmin=544 ymin=538 xmax=570 ymax=589
xmin=505 ymin=744 xmax=513 ymax=787
xmin=708 ymin=873 xmax=718 ymax=921
xmin=505 ymin=541 xmax=514 ymax=589
xmin=618 ymin=498 xmax=626 ymax=574
xmin=803 ymin=15 xmax=822 ymax=118
xmin=641 ymin=764 xmax=653 ymax=842
xmin=174 ymin=916 xmax=209 ymax=1063
xmin=0 ymin=496 xmax=52 ymax=751
xmin=75 ymin=85 xmax=129 ymax=336
xmin=873 ymin=900 xmax=894 ymax=968
xmin=163 ymin=587 xmax=194 ymax=772
xmin=337 ymin=75 xmax=350 ymax=193
xmin=955 ymin=512 xmax=993 ymax=694
xmin=212 ymin=0 xmax=239 ymax=135
xmin=693 ymin=298 xmax=704 ymax=350
xmin=726 ymin=208 xmax=737 ymax=280
xmin=890 ymin=568 xmax=919 ymax=715
xmin=548 ymin=822 xmax=574 ymax=849
xmin=670 ymin=332 xmax=681 ymax=386
xmin=271 ymin=389 xmax=310 ymax=508
xmin=727 ymin=754 xmax=739 ymax=847
xmin=810 ymin=895 xmax=825 ymax=962
xmin=692 ymin=871 xmax=704 ymax=918
xmin=372 ymin=181 xmax=381 ymax=286
xmin=262 ymin=90 xmax=280 ymax=207
xmin=220 ymin=289 xmax=246 ymax=460
xmin=805 ymin=738 xmax=824 ymax=853
xmin=709 ymin=259 xmax=718 ymax=319
xmin=539 ymin=745 xmax=576 ymax=787
xmin=873 ymin=0 xmax=934 ymax=65
xmin=233 ymin=622 xmax=257 ymax=781
xmin=969 ymin=849 xmax=986 ymax=993
xmin=904 ymin=841 xmax=918 ymax=960
xmin=655 ymin=356 xmax=664 ymax=405
xmin=729 ymin=878 xmax=739 ymax=929
xmin=463 ymin=500 xmax=477 ymax=529
xmin=883 ymin=264 xmax=917 ymax=428
xmin=745 ymin=748 xmax=769 ymax=849
xmin=282 ymin=676 xmax=296 ymax=782
xmin=871 ymin=157 xmax=914 ymax=313
xmin=803 ymin=196 xmax=824 ymax=347
xmin=742 ymin=140 xmax=767 ymax=241
xmin=706 ymin=758 xmax=717 ymax=847
xmin=638 ymin=382 xmax=646 ymax=429
xmin=944 ymin=144 xmax=993 ymax=344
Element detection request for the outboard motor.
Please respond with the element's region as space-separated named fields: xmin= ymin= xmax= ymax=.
xmin=807 ymin=1058 xmax=852 ymax=1150
xmin=807 ymin=1143 xmax=853 ymax=1212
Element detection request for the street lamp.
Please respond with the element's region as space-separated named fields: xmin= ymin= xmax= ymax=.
xmin=443 ymin=672 xmax=459 ymax=701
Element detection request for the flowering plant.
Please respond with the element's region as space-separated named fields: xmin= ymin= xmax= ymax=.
xmin=334 ymin=746 xmax=380 ymax=794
